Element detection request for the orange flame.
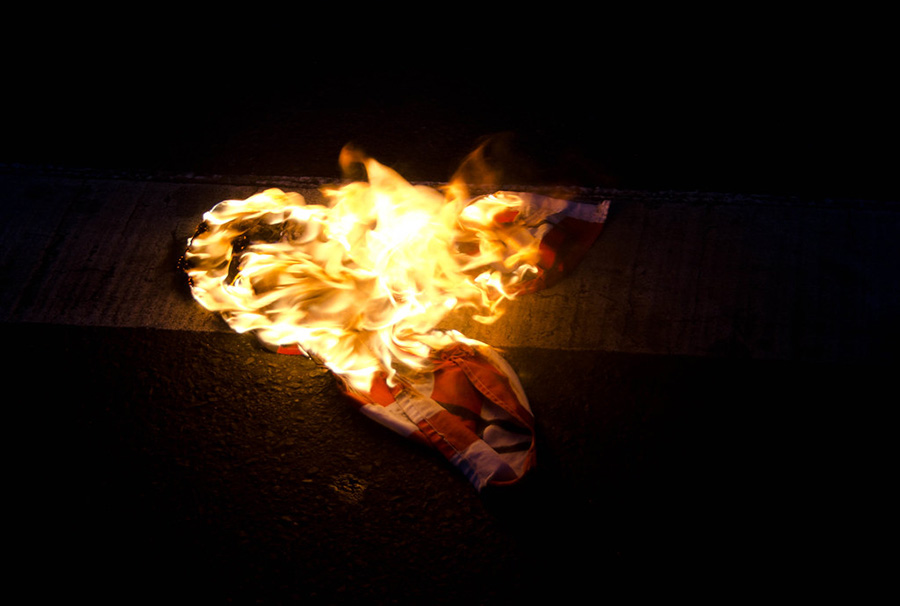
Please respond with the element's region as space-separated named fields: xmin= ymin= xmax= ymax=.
xmin=184 ymin=147 xmax=543 ymax=393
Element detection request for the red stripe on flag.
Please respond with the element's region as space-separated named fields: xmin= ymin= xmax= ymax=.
xmin=431 ymin=361 xmax=484 ymax=434
xmin=520 ymin=215 xmax=607 ymax=294
xmin=276 ymin=344 xmax=304 ymax=355
xmin=440 ymin=345 xmax=534 ymax=432
xmin=367 ymin=373 xmax=401 ymax=406
xmin=418 ymin=409 xmax=479 ymax=460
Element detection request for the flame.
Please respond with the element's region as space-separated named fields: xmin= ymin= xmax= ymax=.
xmin=184 ymin=147 xmax=543 ymax=393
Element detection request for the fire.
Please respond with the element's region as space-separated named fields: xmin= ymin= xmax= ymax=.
xmin=184 ymin=147 xmax=544 ymax=394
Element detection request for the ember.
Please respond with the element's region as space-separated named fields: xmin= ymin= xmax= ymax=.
xmin=184 ymin=146 xmax=608 ymax=490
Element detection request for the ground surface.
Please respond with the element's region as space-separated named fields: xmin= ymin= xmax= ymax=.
xmin=9 ymin=320 xmax=892 ymax=603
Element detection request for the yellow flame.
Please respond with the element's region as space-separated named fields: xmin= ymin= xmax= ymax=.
xmin=184 ymin=149 xmax=542 ymax=392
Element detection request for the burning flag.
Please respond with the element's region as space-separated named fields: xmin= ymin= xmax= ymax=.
xmin=184 ymin=147 xmax=608 ymax=490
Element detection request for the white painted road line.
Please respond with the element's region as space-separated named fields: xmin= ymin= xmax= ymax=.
xmin=3 ymin=168 xmax=897 ymax=365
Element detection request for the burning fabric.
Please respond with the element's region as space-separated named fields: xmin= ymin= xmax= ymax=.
xmin=184 ymin=148 xmax=608 ymax=491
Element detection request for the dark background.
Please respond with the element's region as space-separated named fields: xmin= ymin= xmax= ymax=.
xmin=4 ymin=16 xmax=896 ymax=201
